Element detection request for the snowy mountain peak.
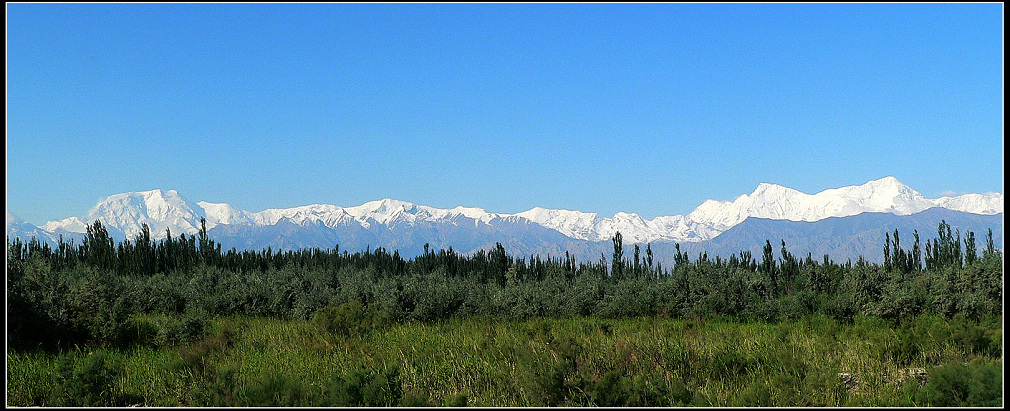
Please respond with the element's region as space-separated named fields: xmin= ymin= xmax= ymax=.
xmin=346 ymin=198 xmax=414 ymax=217
xmin=612 ymin=212 xmax=646 ymax=224
xmin=516 ymin=207 xmax=598 ymax=221
xmin=868 ymin=175 xmax=901 ymax=186
xmin=448 ymin=205 xmax=496 ymax=222
xmin=514 ymin=207 xmax=605 ymax=240
xmin=934 ymin=192 xmax=1004 ymax=215
xmin=752 ymin=182 xmax=798 ymax=196
xmin=685 ymin=177 xmax=978 ymax=235
xmin=37 ymin=189 xmax=208 ymax=240
xmin=89 ymin=189 xmax=199 ymax=221
xmin=18 ymin=177 xmax=1002 ymax=249
xmin=822 ymin=177 xmax=933 ymax=215
xmin=41 ymin=216 xmax=88 ymax=234
xmin=851 ymin=176 xmax=914 ymax=195
xmin=198 ymin=201 xmax=256 ymax=227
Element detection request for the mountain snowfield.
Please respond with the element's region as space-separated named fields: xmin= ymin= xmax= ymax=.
xmin=9 ymin=177 xmax=1004 ymax=250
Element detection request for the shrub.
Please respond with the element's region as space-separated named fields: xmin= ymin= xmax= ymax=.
xmin=52 ymin=351 xmax=140 ymax=407
xmin=883 ymin=324 xmax=921 ymax=367
xmin=444 ymin=392 xmax=469 ymax=407
xmin=524 ymin=360 xmax=573 ymax=406
xmin=312 ymin=299 xmax=387 ymax=338
xmin=123 ymin=317 xmax=160 ymax=347
xmin=626 ymin=372 xmax=674 ymax=406
xmin=667 ymin=377 xmax=694 ymax=406
xmin=599 ymin=279 xmax=658 ymax=318
xmin=178 ymin=328 xmax=231 ymax=378
xmin=914 ymin=360 xmax=1002 ymax=407
xmin=326 ymin=365 xmax=403 ymax=406
xmin=708 ymin=349 xmax=757 ymax=381
xmin=8 ymin=261 xmax=134 ymax=349
xmin=237 ymin=373 xmax=313 ymax=407
xmin=819 ymin=292 xmax=857 ymax=323
xmin=400 ymin=391 xmax=433 ymax=407
xmin=948 ymin=315 xmax=999 ymax=357
xmin=591 ymin=370 xmax=630 ymax=406
xmin=518 ymin=334 xmax=583 ymax=406
xmin=735 ymin=379 xmax=773 ymax=406
xmin=7 ymin=256 xmax=64 ymax=350
xmin=156 ymin=312 xmax=210 ymax=347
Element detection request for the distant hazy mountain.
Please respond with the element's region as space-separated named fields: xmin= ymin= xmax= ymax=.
xmin=7 ymin=210 xmax=70 ymax=245
xmin=207 ymin=211 xmax=576 ymax=259
xmin=7 ymin=177 xmax=1003 ymax=265
xmin=463 ymin=209 xmax=1003 ymax=266
xmin=668 ymin=208 xmax=1003 ymax=264
xmin=505 ymin=177 xmax=1002 ymax=244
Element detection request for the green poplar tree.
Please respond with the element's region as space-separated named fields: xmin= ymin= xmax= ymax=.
xmin=633 ymin=244 xmax=641 ymax=278
xmin=612 ymin=232 xmax=624 ymax=281
xmin=964 ymin=230 xmax=977 ymax=266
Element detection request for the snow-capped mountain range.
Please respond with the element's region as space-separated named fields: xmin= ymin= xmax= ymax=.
xmin=7 ymin=177 xmax=1004 ymax=256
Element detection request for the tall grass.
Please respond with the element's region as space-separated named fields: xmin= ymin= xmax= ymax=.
xmin=8 ymin=313 xmax=1002 ymax=407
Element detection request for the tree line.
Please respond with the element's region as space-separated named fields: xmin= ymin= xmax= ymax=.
xmin=7 ymin=218 xmax=1003 ymax=351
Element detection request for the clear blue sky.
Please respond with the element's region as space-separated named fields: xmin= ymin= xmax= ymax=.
xmin=6 ymin=3 xmax=1004 ymax=225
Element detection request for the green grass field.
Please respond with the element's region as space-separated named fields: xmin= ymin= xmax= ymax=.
xmin=7 ymin=313 xmax=1002 ymax=407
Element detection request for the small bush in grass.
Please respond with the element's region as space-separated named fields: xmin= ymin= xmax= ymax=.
xmin=326 ymin=364 xmax=403 ymax=406
xmin=519 ymin=334 xmax=584 ymax=406
xmin=52 ymin=351 xmax=140 ymax=407
xmin=177 ymin=320 xmax=235 ymax=378
xmin=522 ymin=359 xmax=573 ymax=406
xmin=156 ymin=311 xmax=210 ymax=347
xmin=524 ymin=317 xmax=553 ymax=340
xmin=667 ymin=377 xmax=694 ymax=406
xmin=708 ymin=348 xmax=757 ymax=381
xmin=599 ymin=321 xmax=613 ymax=336
xmin=733 ymin=371 xmax=808 ymax=406
xmin=626 ymin=372 xmax=674 ymax=406
xmin=444 ymin=392 xmax=469 ymax=407
xmin=772 ymin=347 xmax=808 ymax=379
xmin=948 ymin=315 xmax=999 ymax=357
xmin=400 ymin=390 xmax=433 ymax=407
xmin=312 ymin=299 xmax=387 ymax=338
xmin=913 ymin=360 xmax=1002 ymax=407
xmin=238 ymin=373 xmax=314 ymax=407
xmin=198 ymin=364 xmax=242 ymax=406
xmin=883 ymin=326 xmax=921 ymax=367
xmin=124 ymin=317 xmax=160 ymax=347
xmin=735 ymin=379 xmax=773 ymax=407
xmin=52 ymin=352 xmax=109 ymax=407
xmin=591 ymin=370 xmax=631 ymax=406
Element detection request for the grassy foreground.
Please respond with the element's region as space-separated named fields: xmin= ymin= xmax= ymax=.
xmin=7 ymin=313 xmax=1002 ymax=407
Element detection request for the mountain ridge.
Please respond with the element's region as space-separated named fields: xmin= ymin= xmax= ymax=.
xmin=7 ymin=177 xmax=1003 ymax=265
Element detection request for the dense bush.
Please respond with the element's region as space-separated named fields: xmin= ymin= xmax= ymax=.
xmin=312 ymin=299 xmax=388 ymax=338
xmin=6 ymin=221 xmax=1003 ymax=353
xmin=332 ymin=365 xmax=404 ymax=407
xmin=236 ymin=373 xmax=313 ymax=407
xmin=912 ymin=360 xmax=1002 ymax=407
xmin=51 ymin=351 xmax=141 ymax=407
xmin=156 ymin=311 xmax=211 ymax=347
xmin=7 ymin=258 xmax=132 ymax=350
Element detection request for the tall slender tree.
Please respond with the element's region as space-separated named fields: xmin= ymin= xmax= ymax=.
xmin=612 ymin=231 xmax=624 ymax=280
xmin=633 ymin=244 xmax=641 ymax=278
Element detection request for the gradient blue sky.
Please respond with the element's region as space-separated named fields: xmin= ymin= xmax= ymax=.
xmin=7 ymin=3 xmax=1004 ymax=225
